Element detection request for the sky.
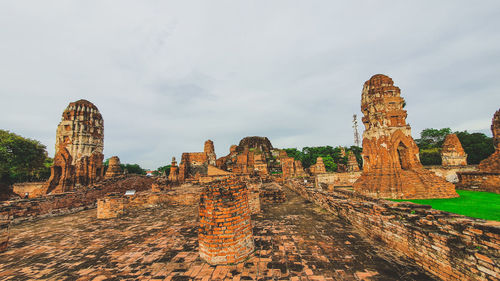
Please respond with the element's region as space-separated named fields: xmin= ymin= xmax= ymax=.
xmin=1 ymin=1 xmax=499 ymax=169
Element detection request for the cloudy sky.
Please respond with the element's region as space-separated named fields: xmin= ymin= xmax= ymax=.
xmin=1 ymin=1 xmax=499 ymax=169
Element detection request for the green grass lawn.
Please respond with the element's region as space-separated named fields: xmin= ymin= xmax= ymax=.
xmin=390 ymin=190 xmax=500 ymax=221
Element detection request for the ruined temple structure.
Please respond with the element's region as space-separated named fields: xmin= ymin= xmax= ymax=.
xmin=168 ymin=157 xmax=179 ymax=182
xmin=44 ymin=100 xmax=104 ymax=194
xmin=204 ymin=140 xmax=216 ymax=166
xmin=478 ymin=109 xmax=500 ymax=172
xmin=347 ymin=152 xmax=360 ymax=172
xmin=178 ymin=140 xmax=217 ymax=182
xmin=280 ymin=151 xmax=306 ymax=178
xmin=353 ymin=74 xmax=457 ymax=199
xmin=104 ymin=156 xmax=122 ymax=179
xmin=216 ymin=136 xmax=277 ymax=176
xmin=309 ymin=157 xmax=327 ymax=175
xmin=198 ymin=177 xmax=254 ymax=265
xmin=457 ymin=109 xmax=500 ymax=193
xmin=441 ymin=134 xmax=467 ymax=166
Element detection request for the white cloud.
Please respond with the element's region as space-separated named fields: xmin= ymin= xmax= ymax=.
xmin=0 ymin=1 xmax=498 ymax=169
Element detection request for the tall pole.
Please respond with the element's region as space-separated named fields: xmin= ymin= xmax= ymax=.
xmin=353 ymin=114 xmax=360 ymax=147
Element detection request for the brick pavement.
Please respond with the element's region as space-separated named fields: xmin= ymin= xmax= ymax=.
xmin=0 ymin=188 xmax=435 ymax=280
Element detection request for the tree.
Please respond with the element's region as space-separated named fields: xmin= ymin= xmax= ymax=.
xmin=120 ymin=163 xmax=146 ymax=175
xmin=322 ymin=155 xmax=337 ymax=172
xmin=415 ymin=128 xmax=452 ymax=150
xmin=156 ymin=165 xmax=171 ymax=177
xmin=415 ymin=128 xmax=494 ymax=165
xmin=455 ymin=131 xmax=494 ymax=164
xmin=419 ymin=148 xmax=442 ymax=166
xmin=0 ymin=130 xmax=50 ymax=184
xmin=283 ymin=145 xmax=348 ymax=171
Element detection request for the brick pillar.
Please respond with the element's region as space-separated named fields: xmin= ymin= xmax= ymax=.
xmin=97 ymin=196 xmax=125 ymax=219
xmin=199 ymin=177 xmax=254 ymax=265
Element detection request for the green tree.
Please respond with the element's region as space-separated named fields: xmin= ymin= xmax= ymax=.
xmin=156 ymin=165 xmax=171 ymax=177
xmin=284 ymin=145 xmax=349 ymax=171
xmin=455 ymin=131 xmax=494 ymax=164
xmin=419 ymin=148 xmax=442 ymax=165
xmin=0 ymin=130 xmax=49 ymax=184
xmin=322 ymin=155 xmax=337 ymax=172
xmin=120 ymin=163 xmax=146 ymax=175
xmin=415 ymin=128 xmax=452 ymax=149
xmin=415 ymin=128 xmax=494 ymax=165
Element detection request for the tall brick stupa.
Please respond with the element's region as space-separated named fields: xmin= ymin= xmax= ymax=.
xmin=353 ymin=74 xmax=458 ymax=199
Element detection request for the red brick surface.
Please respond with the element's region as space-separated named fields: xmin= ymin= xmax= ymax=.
xmin=287 ymin=179 xmax=500 ymax=281
xmin=199 ymin=177 xmax=254 ymax=265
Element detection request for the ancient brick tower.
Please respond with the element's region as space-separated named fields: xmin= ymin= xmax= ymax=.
xmin=105 ymin=156 xmax=122 ymax=178
xmin=204 ymin=140 xmax=216 ymax=166
xmin=347 ymin=152 xmax=360 ymax=172
xmin=310 ymin=157 xmax=326 ymax=175
xmin=478 ymin=109 xmax=500 ymax=172
xmin=198 ymin=177 xmax=254 ymax=265
xmin=45 ymin=100 xmax=104 ymax=193
xmin=441 ymin=134 xmax=467 ymax=166
xmin=168 ymin=157 xmax=179 ymax=182
xmin=353 ymin=75 xmax=457 ymax=199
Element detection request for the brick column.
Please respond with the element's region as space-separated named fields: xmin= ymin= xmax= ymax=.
xmin=97 ymin=196 xmax=125 ymax=219
xmin=199 ymin=177 xmax=254 ymax=265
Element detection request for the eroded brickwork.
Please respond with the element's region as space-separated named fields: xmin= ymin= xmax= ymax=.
xmin=315 ymin=172 xmax=362 ymax=190
xmin=43 ymin=100 xmax=104 ymax=194
xmin=280 ymin=151 xmax=306 ymax=179
xmin=216 ymin=137 xmax=278 ymax=176
xmin=478 ymin=109 xmax=500 ymax=172
xmin=0 ymin=175 xmax=153 ymax=224
xmin=457 ymin=109 xmax=500 ymax=193
xmin=287 ymin=179 xmax=500 ymax=281
xmin=441 ymin=134 xmax=467 ymax=166
xmin=309 ymin=157 xmax=326 ymax=175
xmin=168 ymin=157 xmax=179 ymax=183
xmin=353 ymin=75 xmax=457 ymax=199
xmin=97 ymin=196 xmax=125 ymax=219
xmin=198 ymin=177 xmax=254 ymax=265
xmin=104 ymin=156 xmax=122 ymax=179
xmin=347 ymin=152 xmax=360 ymax=172
xmin=178 ymin=140 xmax=219 ymax=182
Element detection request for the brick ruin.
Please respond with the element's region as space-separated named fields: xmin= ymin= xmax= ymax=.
xmin=457 ymin=109 xmax=500 ymax=193
xmin=286 ymin=179 xmax=499 ymax=281
xmin=216 ymin=136 xmax=280 ymax=176
xmin=198 ymin=177 xmax=254 ymax=265
xmin=441 ymin=134 xmax=467 ymax=166
xmin=168 ymin=157 xmax=179 ymax=182
xmin=309 ymin=157 xmax=326 ymax=175
xmin=280 ymin=151 xmax=306 ymax=179
xmin=353 ymin=74 xmax=457 ymax=199
xmin=478 ymin=108 xmax=500 ymax=172
xmin=204 ymin=139 xmax=216 ymax=166
xmin=178 ymin=140 xmax=217 ymax=182
xmin=347 ymin=151 xmax=360 ymax=172
xmin=104 ymin=156 xmax=122 ymax=179
xmin=97 ymin=196 xmax=125 ymax=219
xmin=42 ymin=100 xmax=104 ymax=194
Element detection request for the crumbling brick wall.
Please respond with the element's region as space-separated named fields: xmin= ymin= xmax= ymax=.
xmin=0 ymin=175 xmax=153 ymax=224
xmin=198 ymin=177 xmax=254 ymax=265
xmin=97 ymin=196 xmax=125 ymax=219
xmin=285 ymin=179 xmax=499 ymax=281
